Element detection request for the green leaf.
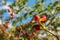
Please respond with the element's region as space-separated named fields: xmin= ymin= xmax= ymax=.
xmin=20 ymin=17 xmax=23 ymax=22
xmin=0 ymin=10 xmax=3 ymax=14
xmin=51 ymin=22 xmax=55 ymax=26
xmin=13 ymin=21 xmax=17 ymax=26
xmin=29 ymin=11 xmax=34 ymax=15
xmin=9 ymin=5 xmax=13 ymax=9
xmin=41 ymin=0 xmax=45 ymax=3
xmin=22 ymin=1 xmax=26 ymax=5
xmin=51 ymin=16 xmax=55 ymax=22
xmin=49 ymin=2 xmax=53 ymax=5
xmin=56 ymin=7 xmax=60 ymax=11
xmin=53 ymin=1 xmax=58 ymax=6
xmin=12 ymin=2 xmax=16 ymax=6
xmin=47 ymin=5 xmax=52 ymax=10
xmin=57 ymin=23 xmax=60 ymax=26
xmin=24 ymin=13 xmax=27 ymax=18
xmin=9 ymin=36 xmax=14 ymax=40
xmin=48 ymin=16 xmax=55 ymax=25
xmin=34 ymin=3 xmax=40 ymax=8
xmin=0 ymin=33 xmax=5 ymax=40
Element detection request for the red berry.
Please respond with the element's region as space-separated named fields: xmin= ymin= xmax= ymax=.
xmin=11 ymin=15 xmax=14 ymax=18
xmin=10 ymin=12 xmax=14 ymax=16
xmin=3 ymin=23 xmax=8 ymax=28
xmin=16 ymin=27 xmax=20 ymax=32
xmin=14 ymin=34 xmax=18 ymax=37
xmin=0 ymin=24 xmax=1 ymax=26
xmin=33 ymin=24 xmax=40 ymax=30
xmin=8 ymin=9 xmax=11 ymax=12
xmin=34 ymin=14 xmax=40 ymax=21
xmin=41 ymin=15 xmax=47 ymax=22
xmin=10 ymin=12 xmax=14 ymax=18
xmin=25 ymin=32 xmax=30 ymax=37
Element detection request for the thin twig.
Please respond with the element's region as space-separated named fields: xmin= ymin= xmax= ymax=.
xmin=39 ymin=22 xmax=59 ymax=40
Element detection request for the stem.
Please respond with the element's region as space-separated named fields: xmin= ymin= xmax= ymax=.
xmin=39 ymin=22 xmax=59 ymax=40
xmin=45 ymin=29 xmax=59 ymax=40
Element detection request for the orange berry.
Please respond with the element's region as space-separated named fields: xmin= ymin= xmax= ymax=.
xmin=41 ymin=15 xmax=47 ymax=22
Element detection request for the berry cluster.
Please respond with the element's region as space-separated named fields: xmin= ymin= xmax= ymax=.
xmin=34 ymin=14 xmax=47 ymax=22
xmin=8 ymin=9 xmax=14 ymax=18
xmin=0 ymin=13 xmax=47 ymax=40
